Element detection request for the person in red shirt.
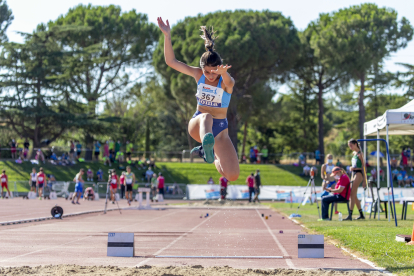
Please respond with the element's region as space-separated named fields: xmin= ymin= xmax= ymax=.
xmin=246 ymin=173 xmax=255 ymax=203
xmin=219 ymin=176 xmax=229 ymax=200
xmin=1 ymin=170 xmax=11 ymax=198
xmin=157 ymin=172 xmax=165 ymax=197
xmin=109 ymin=170 xmax=119 ymax=204
xmin=320 ymin=166 xmax=352 ymax=220
xmin=119 ymin=172 xmax=126 ymax=200
xmin=36 ymin=167 xmax=47 ymax=200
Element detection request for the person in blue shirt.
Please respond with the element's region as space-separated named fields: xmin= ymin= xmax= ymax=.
xmin=315 ymin=149 xmax=321 ymax=165
xmin=96 ymin=169 xmax=103 ymax=181
xmin=249 ymin=147 xmax=256 ymax=164
xmin=94 ymin=141 xmax=101 ymax=161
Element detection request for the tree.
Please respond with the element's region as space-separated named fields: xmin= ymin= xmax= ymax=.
xmin=395 ymin=63 xmax=414 ymax=99
xmin=312 ymin=3 xmax=413 ymax=139
xmin=48 ymin=4 xmax=159 ymax=144
xmin=0 ymin=0 xmax=13 ymax=43
xmin=153 ymin=10 xmax=300 ymax=149
xmin=0 ymin=26 xmax=83 ymax=147
xmin=291 ymin=14 xmax=348 ymax=160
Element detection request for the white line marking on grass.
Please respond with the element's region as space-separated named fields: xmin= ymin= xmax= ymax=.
xmin=255 ymin=209 xmax=295 ymax=269
xmin=135 ymin=211 xmax=220 ymax=267
xmin=0 ymin=236 xmax=91 ymax=263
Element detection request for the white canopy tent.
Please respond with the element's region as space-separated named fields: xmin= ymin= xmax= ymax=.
xmin=363 ymin=99 xmax=414 ymax=222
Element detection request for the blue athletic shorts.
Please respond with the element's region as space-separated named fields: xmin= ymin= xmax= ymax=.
xmin=75 ymin=183 xmax=83 ymax=193
xmin=192 ymin=111 xmax=228 ymax=137
xmin=321 ymin=181 xmax=336 ymax=197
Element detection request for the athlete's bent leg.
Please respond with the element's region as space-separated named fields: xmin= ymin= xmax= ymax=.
xmin=188 ymin=114 xmax=213 ymax=143
xmin=213 ymin=130 xmax=240 ymax=181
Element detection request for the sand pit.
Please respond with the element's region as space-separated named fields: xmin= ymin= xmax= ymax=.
xmin=0 ymin=265 xmax=386 ymax=276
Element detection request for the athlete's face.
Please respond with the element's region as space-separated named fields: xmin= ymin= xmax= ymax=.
xmin=348 ymin=142 xmax=356 ymax=151
xmin=202 ymin=66 xmax=219 ymax=82
xmin=127 ymin=168 xmax=131 ymax=173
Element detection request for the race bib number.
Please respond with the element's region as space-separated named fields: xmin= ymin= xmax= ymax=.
xmin=38 ymin=177 xmax=43 ymax=182
xmin=1 ymin=178 xmax=5 ymax=183
xmin=126 ymin=179 xmax=133 ymax=184
xmin=351 ymin=158 xmax=357 ymax=168
xmin=196 ymin=83 xmax=224 ymax=107
xmin=111 ymin=179 xmax=116 ymax=184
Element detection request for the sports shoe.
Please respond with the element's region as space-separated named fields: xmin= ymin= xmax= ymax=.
xmin=343 ymin=216 xmax=352 ymax=221
xmin=355 ymin=215 xmax=365 ymax=220
xmin=71 ymin=201 xmax=75 ymax=204
xmin=202 ymin=133 xmax=215 ymax=163
xmin=191 ymin=146 xmax=204 ymax=159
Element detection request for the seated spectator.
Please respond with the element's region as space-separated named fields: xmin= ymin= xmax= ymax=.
xmin=299 ymin=153 xmax=305 ymax=167
xmin=87 ymin=169 xmax=94 ymax=181
xmin=404 ymin=174 xmax=412 ymax=187
xmin=392 ymin=168 xmax=400 ymax=181
xmin=370 ymin=168 xmax=377 ymax=180
xmin=397 ymin=173 xmax=404 ymax=187
xmin=84 ymin=187 xmax=95 ymax=201
xmin=303 ymin=164 xmax=310 ymax=176
xmin=35 ymin=149 xmax=45 ymax=164
xmin=116 ymin=151 xmax=124 ymax=163
xmin=96 ymin=169 xmax=103 ymax=181
xmin=336 ymin=159 xmax=342 ymax=167
xmin=391 ymin=157 xmax=398 ymax=168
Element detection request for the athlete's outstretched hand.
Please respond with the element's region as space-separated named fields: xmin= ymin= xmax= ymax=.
xmin=157 ymin=17 xmax=171 ymax=36
xmin=211 ymin=64 xmax=232 ymax=75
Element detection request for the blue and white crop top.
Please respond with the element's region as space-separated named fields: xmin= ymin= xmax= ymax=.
xmin=195 ymin=75 xmax=231 ymax=108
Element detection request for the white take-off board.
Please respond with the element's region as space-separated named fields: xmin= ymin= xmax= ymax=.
xmin=298 ymin=234 xmax=324 ymax=258
xmin=107 ymin=233 xmax=134 ymax=257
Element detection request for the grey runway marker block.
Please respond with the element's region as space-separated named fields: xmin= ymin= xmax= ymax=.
xmin=298 ymin=234 xmax=324 ymax=258
xmin=107 ymin=233 xmax=134 ymax=257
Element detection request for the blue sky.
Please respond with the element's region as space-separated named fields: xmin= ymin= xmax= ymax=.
xmin=6 ymin=0 xmax=414 ymax=76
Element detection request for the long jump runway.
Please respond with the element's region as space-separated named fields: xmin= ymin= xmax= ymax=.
xmin=0 ymin=203 xmax=378 ymax=271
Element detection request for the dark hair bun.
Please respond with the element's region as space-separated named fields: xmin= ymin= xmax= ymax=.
xmin=200 ymin=26 xmax=217 ymax=52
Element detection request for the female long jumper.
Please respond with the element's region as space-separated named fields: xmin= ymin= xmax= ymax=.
xmin=157 ymin=18 xmax=239 ymax=181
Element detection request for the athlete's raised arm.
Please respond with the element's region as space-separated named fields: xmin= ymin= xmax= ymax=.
xmin=157 ymin=17 xmax=201 ymax=80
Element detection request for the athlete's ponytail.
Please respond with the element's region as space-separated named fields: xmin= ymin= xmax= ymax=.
xmin=199 ymin=26 xmax=223 ymax=68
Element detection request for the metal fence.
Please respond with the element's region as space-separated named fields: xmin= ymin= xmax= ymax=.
xmin=3 ymin=180 xmax=187 ymax=200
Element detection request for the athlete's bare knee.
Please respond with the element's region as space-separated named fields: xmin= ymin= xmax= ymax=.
xmin=226 ymin=168 xmax=240 ymax=182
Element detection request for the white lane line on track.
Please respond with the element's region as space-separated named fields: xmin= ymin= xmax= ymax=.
xmin=0 ymin=236 xmax=91 ymax=263
xmin=114 ymin=209 xmax=184 ymax=231
xmin=255 ymin=209 xmax=295 ymax=269
xmin=135 ymin=210 xmax=220 ymax=267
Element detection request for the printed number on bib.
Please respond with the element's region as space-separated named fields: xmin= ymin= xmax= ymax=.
xmin=111 ymin=179 xmax=117 ymax=184
xmin=352 ymin=158 xmax=357 ymax=168
xmin=196 ymin=83 xmax=224 ymax=107
xmin=38 ymin=177 xmax=43 ymax=182
xmin=1 ymin=178 xmax=5 ymax=183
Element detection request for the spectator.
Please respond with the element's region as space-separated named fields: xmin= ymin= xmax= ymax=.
xmin=115 ymin=140 xmax=121 ymax=155
xmin=36 ymin=149 xmax=45 ymax=164
xmin=303 ymin=164 xmax=311 ymax=176
xmin=86 ymin=168 xmax=94 ymax=181
xmin=397 ymin=173 xmax=404 ymax=187
xmin=392 ymin=168 xmax=400 ymax=181
xmin=96 ymin=169 xmax=103 ymax=181
xmin=253 ymin=170 xmax=261 ymax=203
xmin=94 ymin=141 xmax=101 ymax=161
xmin=370 ymin=167 xmax=377 ymax=180
xmin=116 ymin=151 xmax=125 ymax=164
xmin=71 ymin=169 xmax=84 ymax=205
xmin=126 ymin=141 xmax=133 ymax=162
xmin=336 ymin=159 xmax=343 ymax=167
xmin=253 ymin=146 xmax=259 ymax=163
xmin=249 ymin=147 xmax=256 ymax=164
xmin=400 ymin=166 xmax=407 ymax=179
xmin=404 ymin=174 xmax=412 ymax=187
xmin=109 ymin=170 xmax=119 ymax=204
xmin=299 ymin=153 xmax=305 ymax=166
xmin=320 ymin=167 xmax=351 ymax=221
xmin=315 ymin=149 xmax=321 ymax=165
xmin=146 ymin=166 xmax=154 ymax=186
xmin=1 ymin=170 xmax=11 ymax=198
xmin=311 ymin=165 xmax=318 ymax=176
xmin=219 ymin=176 xmax=229 ymax=200
xmin=103 ymin=141 xmax=111 ymax=167
xmin=9 ymin=139 xmax=17 ymax=159
xmin=241 ymin=154 xmax=247 ymax=164
xmin=157 ymin=172 xmax=165 ymax=198
xmin=207 ymin=177 xmax=214 ymax=184
xmin=119 ymin=172 xmax=125 ymax=199
xmin=76 ymin=141 xmax=82 ymax=159
xmin=69 ymin=140 xmax=75 ymax=160
xmin=401 ymin=148 xmax=408 ymax=167
xmin=30 ymin=168 xmax=37 ymax=193
xmin=391 ymin=157 xmax=398 ymax=168
xmin=261 ymin=146 xmax=269 ymax=164
xmin=321 ymin=154 xmax=338 ymax=214
xmin=23 ymin=139 xmax=30 ymax=161
xmin=246 ymin=173 xmax=255 ymax=203
xmin=109 ymin=140 xmax=115 ymax=156
xmin=151 ymin=172 xmax=158 ymax=201
xmin=379 ymin=168 xmax=385 ymax=181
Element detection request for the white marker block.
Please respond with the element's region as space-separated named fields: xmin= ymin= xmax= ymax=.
xmin=107 ymin=233 xmax=134 ymax=257
xmin=298 ymin=234 xmax=324 ymax=258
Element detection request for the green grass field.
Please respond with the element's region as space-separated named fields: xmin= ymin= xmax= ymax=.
xmin=266 ymin=202 xmax=414 ymax=275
